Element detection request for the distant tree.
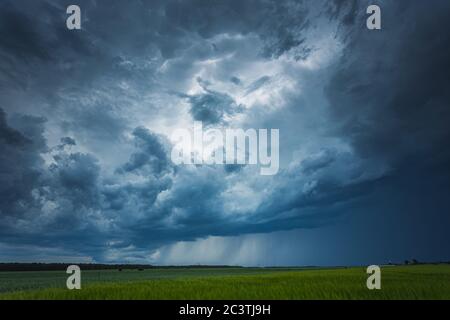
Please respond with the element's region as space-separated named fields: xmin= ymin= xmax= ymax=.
xmin=404 ymin=260 xmax=410 ymax=265
xmin=412 ymin=259 xmax=419 ymax=265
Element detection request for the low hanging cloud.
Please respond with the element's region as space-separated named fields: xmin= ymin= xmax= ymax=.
xmin=1 ymin=0 xmax=450 ymax=264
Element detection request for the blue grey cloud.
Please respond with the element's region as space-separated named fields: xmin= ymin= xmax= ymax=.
xmin=118 ymin=127 xmax=171 ymax=176
xmin=187 ymin=88 xmax=244 ymax=125
xmin=0 ymin=0 xmax=449 ymax=265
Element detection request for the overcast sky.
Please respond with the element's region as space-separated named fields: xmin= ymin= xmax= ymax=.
xmin=1 ymin=0 xmax=450 ymax=266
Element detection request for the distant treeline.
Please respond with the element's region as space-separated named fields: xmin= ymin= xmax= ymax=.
xmin=1 ymin=262 xmax=448 ymax=272
xmin=0 ymin=263 xmax=244 ymax=272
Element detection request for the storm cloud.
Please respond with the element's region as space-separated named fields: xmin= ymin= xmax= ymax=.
xmin=0 ymin=0 xmax=449 ymax=265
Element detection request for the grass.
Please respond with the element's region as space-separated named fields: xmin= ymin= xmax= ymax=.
xmin=0 ymin=267 xmax=282 ymax=293
xmin=0 ymin=265 xmax=449 ymax=300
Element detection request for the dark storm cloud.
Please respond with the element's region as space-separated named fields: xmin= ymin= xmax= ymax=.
xmin=0 ymin=109 xmax=30 ymax=146
xmin=0 ymin=109 xmax=102 ymax=236
xmin=160 ymin=0 xmax=313 ymax=59
xmin=230 ymin=76 xmax=242 ymax=86
xmin=1 ymin=0 xmax=313 ymax=80
xmin=0 ymin=1 xmax=96 ymax=91
xmin=119 ymin=127 xmax=171 ymax=175
xmin=327 ymin=0 xmax=360 ymax=26
xmin=0 ymin=0 xmax=314 ymax=261
xmin=301 ymin=149 xmax=337 ymax=175
xmin=49 ymin=152 xmax=101 ymax=209
xmin=187 ymin=86 xmax=244 ymax=125
xmin=0 ymin=108 xmax=46 ymax=217
xmin=1 ymin=0 xmax=449 ymax=264
xmin=326 ymin=1 xmax=450 ymax=168
xmin=60 ymin=137 xmax=76 ymax=146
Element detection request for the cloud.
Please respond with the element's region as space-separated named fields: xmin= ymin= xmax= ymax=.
xmin=118 ymin=127 xmax=171 ymax=176
xmin=326 ymin=1 xmax=450 ymax=168
xmin=49 ymin=152 xmax=101 ymax=210
xmin=244 ymin=76 xmax=271 ymax=96
xmin=187 ymin=86 xmax=244 ymax=125
xmin=1 ymin=0 xmax=450 ymax=264
xmin=0 ymin=108 xmax=46 ymax=218
xmin=60 ymin=137 xmax=76 ymax=147
xmin=301 ymin=149 xmax=337 ymax=175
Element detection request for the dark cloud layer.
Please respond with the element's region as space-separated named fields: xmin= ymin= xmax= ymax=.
xmin=119 ymin=127 xmax=171 ymax=175
xmin=187 ymin=87 xmax=244 ymax=125
xmin=1 ymin=0 xmax=449 ymax=264
xmin=0 ymin=109 xmax=45 ymax=218
xmin=327 ymin=1 xmax=450 ymax=168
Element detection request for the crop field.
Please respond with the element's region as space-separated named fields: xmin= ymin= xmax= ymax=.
xmin=0 ymin=265 xmax=449 ymax=300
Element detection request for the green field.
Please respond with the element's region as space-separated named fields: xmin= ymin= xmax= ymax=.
xmin=1 ymin=265 xmax=449 ymax=300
